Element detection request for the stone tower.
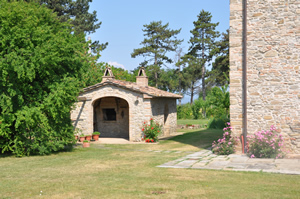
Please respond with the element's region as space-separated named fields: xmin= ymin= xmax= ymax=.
xmin=230 ymin=0 xmax=300 ymax=153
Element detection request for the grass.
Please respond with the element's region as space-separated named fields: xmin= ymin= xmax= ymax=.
xmin=177 ymin=118 xmax=210 ymax=125
xmin=1 ymin=129 xmax=300 ymax=198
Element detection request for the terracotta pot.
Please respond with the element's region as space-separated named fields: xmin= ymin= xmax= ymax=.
xmin=92 ymin=134 xmax=99 ymax=141
xmin=79 ymin=137 xmax=85 ymax=142
xmin=83 ymin=142 xmax=90 ymax=148
xmin=75 ymin=135 xmax=78 ymax=140
xmin=85 ymin=135 xmax=92 ymax=141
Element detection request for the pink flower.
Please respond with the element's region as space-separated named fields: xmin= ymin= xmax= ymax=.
xmin=250 ymin=154 xmax=255 ymax=158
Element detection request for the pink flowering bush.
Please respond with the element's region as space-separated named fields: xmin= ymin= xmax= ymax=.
xmin=212 ymin=122 xmax=237 ymax=155
xmin=141 ymin=118 xmax=162 ymax=142
xmin=247 ymin=125 xmax=285 ymax=158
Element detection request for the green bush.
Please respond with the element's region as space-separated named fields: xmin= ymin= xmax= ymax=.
xmin=207 ymin=115 xmax=229 ymax=129
xmin=0 ymin=1 xmax=91 ymax=156
xmin=191 ymin=99 xmax=205 ymax=119
xmin=177 ymin=104 xmax=193 ymax=119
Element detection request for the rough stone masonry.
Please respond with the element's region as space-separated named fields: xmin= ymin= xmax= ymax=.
xmin=230 ymin=0 xmax=300 ymax=153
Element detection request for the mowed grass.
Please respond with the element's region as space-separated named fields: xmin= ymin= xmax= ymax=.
xmin=177 ymin=118 xmax=210 ymax=126
xmin=1 ymin=129 xmax=300 ymax=198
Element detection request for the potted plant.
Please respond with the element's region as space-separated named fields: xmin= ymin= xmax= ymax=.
xmin=79 ymin=134 xmax=85 ymax=142
xmin=82 ymin=140 xmax=90 ymax=148
xmin=92 ymin=132 xmax=100 ymax=141
xmin=85 ymin=134 xmax=92 ymax=141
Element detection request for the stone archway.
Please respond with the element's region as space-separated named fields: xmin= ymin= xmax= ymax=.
xmin=93 ymin=97 xmax=129 ymax=139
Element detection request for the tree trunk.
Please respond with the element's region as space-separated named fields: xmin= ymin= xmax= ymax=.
xmin=155 ymin=53 xmax=158 ymax=87
xmin=201 ymin=34 xmax=206 ymax=117
xmin=190 ymin=81 xmax=194 ymax=104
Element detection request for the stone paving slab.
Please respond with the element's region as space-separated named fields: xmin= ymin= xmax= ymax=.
xmin=158 ymin=149 xmax=300 ymax=175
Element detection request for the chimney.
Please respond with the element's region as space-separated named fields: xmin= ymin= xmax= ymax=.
xmin=101 ymin=67 xmax=115 ymax=82
xmin=136 ymin=67 xmax=148 ymax=86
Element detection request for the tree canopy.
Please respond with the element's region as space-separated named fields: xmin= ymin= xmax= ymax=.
xmin=189 ymin=10 xmax=219 ymax=101
xmin=208 ymin=29 xmax=229 ymax=86
xmin=37 ymin=0 xmax=108 ymax=53
xmin=131 ymin=21 xmax=182 ymax=88
xmin=0 ymin=1 xmax=91 ymax=156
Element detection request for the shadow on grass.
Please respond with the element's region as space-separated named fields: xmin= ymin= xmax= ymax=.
xmin=164 ymin=128 xmax=223 ymax=150
xmin=0 ymin=144 xmax=76 ymax=158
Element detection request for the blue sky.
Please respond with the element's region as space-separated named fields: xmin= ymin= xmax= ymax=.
xmin=88 ymin=1 xmax=230 ymax=103
xmin=89 ymin=0 xmax=229 ymax=71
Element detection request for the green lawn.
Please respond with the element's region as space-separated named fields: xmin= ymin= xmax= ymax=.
xmin=1 ymin=129 xmax=299 ymax=198
xmin=177 ymin=118 xmax=210 ymax=126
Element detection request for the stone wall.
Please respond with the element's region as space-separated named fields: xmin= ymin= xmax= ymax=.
xmin=71 ymin=84 xmax=178 ymax=141
xmin=150 ymin=98 xmax=177 ymax=136
xmin=230 ymin=0 xmax=244 ymax=138
xmin=230 ymin=0 xmax=300 ymax=153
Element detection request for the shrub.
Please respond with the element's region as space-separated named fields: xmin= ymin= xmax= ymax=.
xmin=212 ymin=122 xmax=236 ymax=155
xmin=177 ymin=104 xmax=193 ymax=119
xmin=141 ymin=118 xmax=162 ymax=142
xmin=191 ymin=99 xmax=205 ymax=119
xmin=247 ymin=125 xmax=285 ymax=158
xmin=207 ymin=115 xmax=229 ymax=129
xmin=0 ymin=1 xmax=92 ymax=156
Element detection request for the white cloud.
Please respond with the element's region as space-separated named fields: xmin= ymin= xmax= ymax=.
xmin=108 ymin=61 xmax=126 ymax=70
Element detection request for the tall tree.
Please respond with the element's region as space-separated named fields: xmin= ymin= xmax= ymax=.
xmin=0 ymin=1 xmax=92 ymax=156
xmin=208 ymin=29 xmax=229 ymax=86
xmin=38 ymin=0 xmax=108 ymax=53
xmin=176 ymin=54 xmax=203 ymax=104
xmin=189 ymin=10 xmax=219 ymax=101
xmin=131 ymin=21 xmax=182 ymax=88
xmin=174 ymin=47 xmax=184 ymax=105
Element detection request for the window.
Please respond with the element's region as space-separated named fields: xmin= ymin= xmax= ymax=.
xmin=103 ymin=109 xmax=116 ymax=121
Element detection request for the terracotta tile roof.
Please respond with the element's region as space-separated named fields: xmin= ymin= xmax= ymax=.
xmin=82 ymin=79 xmax=182 ymax=99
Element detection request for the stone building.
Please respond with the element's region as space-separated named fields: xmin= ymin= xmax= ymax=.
xmin=71 ymin=67 xmax=182 ymax=141
xmin=230 ymin=0 xmax=299 ymax=153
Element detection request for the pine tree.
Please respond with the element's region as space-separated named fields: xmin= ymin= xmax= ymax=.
xmin=38 ymin=0 xmax=108 ymax=53
xmin=176 ymin=54 xmax=203 ymax=104
xmin=189 ymin=10 xmax=219 ymax=101
xmin=208 ymin=29 xmax=229 ymax=86
xmin=131 ymin=21 xmax=182 ymax=88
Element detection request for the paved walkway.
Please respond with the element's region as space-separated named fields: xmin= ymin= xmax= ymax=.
xmin=158 ymin=149 xmax=300 ymax=175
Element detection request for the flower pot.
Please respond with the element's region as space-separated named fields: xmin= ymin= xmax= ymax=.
xmin=92 ymin=134 xmax=99 ymax=141
xmin=83 ymin=142 xmax=90 ymax=148
xmin=79 ymin=137 xmax=85 ymax=142
xmin=85 ymin=135 xmax=92 ymax=141
xmin=75 ymin=135 xmax=78 ymax=140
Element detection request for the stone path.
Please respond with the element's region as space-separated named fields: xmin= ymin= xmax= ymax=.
xmin=158 ymin=149 xmax=300 ymax=175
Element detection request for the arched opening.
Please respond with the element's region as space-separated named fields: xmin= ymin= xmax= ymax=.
xmin=93 ymin=97 xmax=129 ymax=139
